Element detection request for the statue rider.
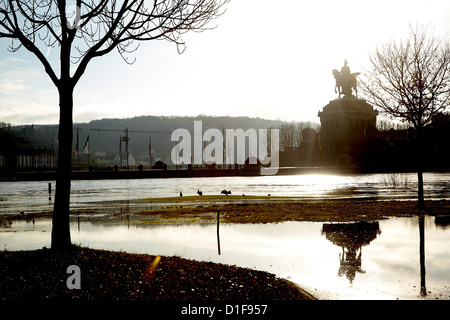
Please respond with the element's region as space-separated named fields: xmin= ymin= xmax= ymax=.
xmin=340 ymin=60 xmax=353 ymax=97
xmin=341 ymin=60 xmax=350 ymax=79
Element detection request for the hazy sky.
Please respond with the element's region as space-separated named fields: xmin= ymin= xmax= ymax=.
xmin=1 ymin=0 xmax=450 ymax=126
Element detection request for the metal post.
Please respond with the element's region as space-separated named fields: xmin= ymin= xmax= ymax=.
xmin=149 ymin=136 xmax=152 ymax=169
xmin=125 ymin=128 xmax=129 ymax=171
xmin=217 ymin=210 xmax=221 ymax=255
xmin=120 ymin=128 xmax=130 ymax=171
xmin=76 ymin=128 xmax=79 ymax=172
xmin=119 ymin=135 xmax=122 ymax=170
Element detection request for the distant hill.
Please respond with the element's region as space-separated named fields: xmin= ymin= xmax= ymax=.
xmin=76 ymin=115 xmax=290 ymax=162
xmin=9 ymin=115 xmax=319 ymax=165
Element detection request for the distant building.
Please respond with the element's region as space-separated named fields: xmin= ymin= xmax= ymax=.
xmin=1 ymin=125 xmax=56 ymax=170
xmin=3 ymin=148 xmax=57 ymax=169
xmin=16 ymin=150 xmax=56 ymax=169
xmin=124 ymin=153 xmax=136 ymax=167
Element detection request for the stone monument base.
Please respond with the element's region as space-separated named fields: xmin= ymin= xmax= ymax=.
xmin=318 ymin=97 xmax=378 ymax=166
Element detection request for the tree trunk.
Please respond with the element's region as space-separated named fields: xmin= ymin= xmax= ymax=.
xmin=51 ymin=84 xmax=74 ymax=250
xmin=416 ymin=126 xmax=425 ymax=209
xmin=417 ymin=169 xmax=424 ymax=208
xmin=419 ymin=216 xmax=426 ymax=296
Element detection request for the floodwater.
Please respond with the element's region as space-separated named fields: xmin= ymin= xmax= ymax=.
xmin=1 ymin=172 xmax=450 ymax=300
xmin=1 ymin=172 xmax=449 ymax=215
xmin=1 ymin=215 xmax=450 ymax=300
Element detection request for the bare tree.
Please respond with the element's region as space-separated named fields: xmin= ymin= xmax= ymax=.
xmin=0 ymin=0 xmax=228 ymax=250
xmin=376 ymin=119 xmax=395 ymax=131
xmin=376 ymin=119 xmax=411 ymax=131
xmin=279 ymin=122 xmax=304 ymax=150
xmin=360 ymin=25 xmax=450 ymax=208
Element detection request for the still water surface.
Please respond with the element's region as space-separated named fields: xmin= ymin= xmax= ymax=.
xmin=1 ymin=215 xmax=450 ymax=300
xmin=1 ymin=172 xmax=450 ymax=300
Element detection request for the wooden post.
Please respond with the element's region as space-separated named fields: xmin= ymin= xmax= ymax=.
xmin=217 ymin=210 xmax=221 ymax=255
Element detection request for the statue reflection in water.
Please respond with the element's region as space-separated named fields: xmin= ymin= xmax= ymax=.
xmin=321 ymin=222 xmax=381 ymax=284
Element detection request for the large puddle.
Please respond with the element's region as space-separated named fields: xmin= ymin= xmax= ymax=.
xmin=1 ymin=215 xmax=450 ymax=300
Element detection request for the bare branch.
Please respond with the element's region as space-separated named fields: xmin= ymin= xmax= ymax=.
xmin=1 ymin=0 xmax=228 ymax=87
xmin=71 ymin=0 xmax=229 ymax=85
xmin=1 ymin=0 xmax=59 ymax=85
xmin=360 ymin=25 xmax=450 ymax=129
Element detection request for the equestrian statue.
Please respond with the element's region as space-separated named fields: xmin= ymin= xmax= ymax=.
xmin=333 ymin=60 xmax=360 ymax=98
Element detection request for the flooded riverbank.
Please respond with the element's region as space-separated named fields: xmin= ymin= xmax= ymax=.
xmin=2 ymin=215 xmax=450 ymax=300
xmin=1 ymin=172 xmax=449 ymax=300
xmin=1 ymin=172 xmax=449 ymax=216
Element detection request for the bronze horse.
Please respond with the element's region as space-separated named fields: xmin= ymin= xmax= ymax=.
xmin=333 ymin=69 xmax=360 ymax=98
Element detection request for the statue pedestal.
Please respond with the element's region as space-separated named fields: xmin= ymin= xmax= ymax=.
xmin=318 ymin=97 xmax=378 ymax=166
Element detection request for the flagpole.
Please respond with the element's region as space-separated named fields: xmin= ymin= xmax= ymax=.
xmin=175 ymin=126 xmax=177 ymax=170
xmin=149 ymin=136 xmax=152 ymax=169
xmin=125 ymin=127 xmax=129 ymax=171
xmin=76 ymin=128 xmax=79 ymax=172
xmin=119 ymin=135 xmax=122 ymax=171
xmin=87 ymin=143 xmax=90 ymax=170
xmin=222 ymin=126 xmax=224 ymax=170
xmin=87 ymin=135 xmax=90 ymax=170
xmin=83 ymin=134 xmax=90 ymax=171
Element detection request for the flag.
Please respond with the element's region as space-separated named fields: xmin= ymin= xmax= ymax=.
xmin=83 ymin=135 xmax=89 ymax=153
xmin=75 ymin=128 xmax=79 ymax=154
xmin=149 ymin=136 xmax=152 ymax=166
xmin=149 ymin=136 xmax=152 ymax=154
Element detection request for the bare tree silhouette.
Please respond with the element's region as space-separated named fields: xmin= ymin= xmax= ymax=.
xmin=360 ymin=25 xmax=450 ymax=208
xmin=0 ymin=0 xmax=229 ymax=250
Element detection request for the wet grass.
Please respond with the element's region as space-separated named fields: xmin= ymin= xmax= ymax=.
xmin=135 ymin=198 xmax=450 ymax=224
xmin=139 ymin=194 xmax=298 ymax=203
